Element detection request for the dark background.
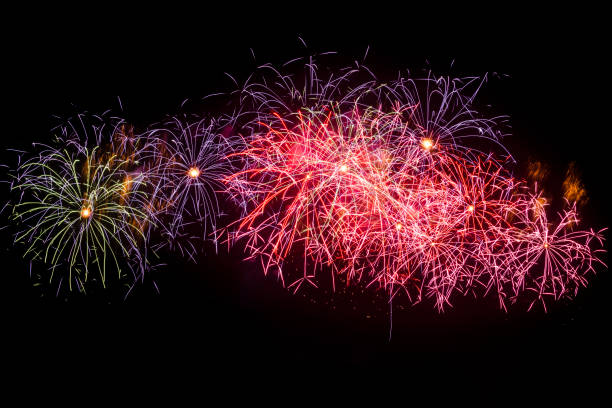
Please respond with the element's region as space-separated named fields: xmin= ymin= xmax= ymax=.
xmin=2 ymin=5 xmax=609 ymax=394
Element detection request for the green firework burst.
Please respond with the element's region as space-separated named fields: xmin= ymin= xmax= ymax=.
xmin=11 ymin=138 xmax=150 ymax=292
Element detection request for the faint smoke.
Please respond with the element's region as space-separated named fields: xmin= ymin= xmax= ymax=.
xmin=563 ymin=161 xmax=588 ymax=205
xmin=527 ymin=160 xmax=549 ymax=184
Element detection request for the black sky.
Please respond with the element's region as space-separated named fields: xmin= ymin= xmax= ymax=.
xmin=2 ymin=5 xmax=609 ymax=395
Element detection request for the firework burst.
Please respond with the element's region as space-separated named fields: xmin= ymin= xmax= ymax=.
xmin=495 ymin=196 xmax=607 ymax=310
xmin=224 ymin=57 xmax=606 ymax=311
xmin=144 ymin=116 xmax=237 ymax=259
xmin=9 ymin=117 xmax=150 ymax=291
xmin=3 ymin=52 xmax=605 ymax=313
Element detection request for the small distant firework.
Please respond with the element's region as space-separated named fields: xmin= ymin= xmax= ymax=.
xmin=9 ymin=117 xmax=150 ymax=292
xmin=145 ymin=116 xmax=236 ymax=259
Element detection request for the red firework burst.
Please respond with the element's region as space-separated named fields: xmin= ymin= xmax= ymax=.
xmin=224 ymin=103 xmax=606 ymax=311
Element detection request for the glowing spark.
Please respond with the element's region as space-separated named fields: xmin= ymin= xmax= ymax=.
xmin=80 ymin=207 xmax=92 ymax=219
xmin=421 ymin=138 xmax=434 ymax=151
xmin=188 ymin=167 xmax=201 ymax=179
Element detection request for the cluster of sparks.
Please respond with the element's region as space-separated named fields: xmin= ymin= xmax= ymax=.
xmin=223 ymin=59 xmax=606 ymax=311
xmin=225 ymin=106 xmax=605 ymax=310
xmin=3 ymin=55 xmax=607 ymax=313
xmin=142 ymin=117 xmax=236 ymax=260
xmin=8 ymin=114 xmax=231 ymax=292
xmin=9 ymin=119 xmax=149 ymax=291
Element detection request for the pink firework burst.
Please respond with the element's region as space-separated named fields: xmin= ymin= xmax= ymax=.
xmin=223 ymin=57 xmax=606 ymax=312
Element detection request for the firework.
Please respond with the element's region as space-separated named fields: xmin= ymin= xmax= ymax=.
xmin=9 ymin=116 xmax=151 ymax=292
xmin=3 ymin=53 xmax=605 ymax=313
xmin=224 ymin=57 xmax=606 ymax=311
xmin=493 ymin=196 xmax=606 ymax=311
xmin=144 ymin=116 xmax=237 ymax=259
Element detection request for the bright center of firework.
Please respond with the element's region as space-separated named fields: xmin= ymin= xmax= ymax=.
xmin=421 ymin=138 xmax=434 ymax=150
xmin=188 ymin=167 xmax=201 ymax=179
xmin=467 ymin=205 xmax=474 ymax=213
xmin=396 ymin=223 xmax=402 ymax=231
xmin=80 ymin=207 xmax=92 ymax=219
xmin=339 ymin=164 xmax=348 ymax=172
xmin=543 ymin=242 xmax=549 ymax=249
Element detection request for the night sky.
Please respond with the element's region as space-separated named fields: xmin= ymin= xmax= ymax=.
xmin=2 ymin=5 xmax=609 ymax=394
